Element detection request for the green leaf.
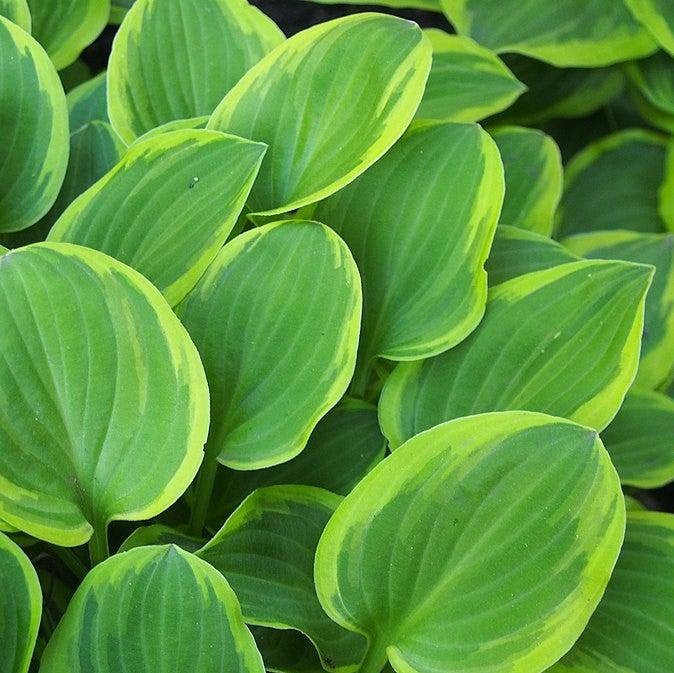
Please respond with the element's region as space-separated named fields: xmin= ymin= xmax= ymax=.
xmin=564 ymin=230 xmax=674 ymax=389
xmin=556 ymin=130 xmax=668 ymax=237
xmin=626 ymin=52 xmax=674 ymax=127
xmin=253 ymin=627 xmax=325 ymax=673
xmin=110 ymin=0 xmax=133 ymax=23
xmin=550 ymin=510 xmax=674 ymax=673
xmin=208 ymin=401 xmax=386 ymax=526
xmin=485 ymin=226 xmax=580 ymax=286
xmin=0 ymin=16 xmax=68 ymax=233
xmin=380 ymin=260 xmax=653 ymax=447
xmin=0 ymin=531 xmax=41 ymax=673
xmin=118 ymin=523 xmax=205 ymax=553
xmin=315 ymin=411 xmax=625 ymax=673
xmin=416 ymin=29 xmax=525 ymax=122
xmin=39 ymin=545 xmax=265 ymax=673
xmin=626 ymin=0 xmax=674 ymax=56
xmin=307 ymin=121 xmax=503 ymax=394
xmin=0 ymin=0 xmax=31 ymax=31
xmin=301 ymin=0 xmax=441 ymax=10
xmin=26 ymin=0 xmax=109 ymax=70
xmin=177 ymin=220 xmax=362 ymax=472
xmin=132 ymin=115 xmax=210 ymax=144
xmin=198 ymin=487 xmax=366 ymax=673
xmin=440 ymin=0 xmax=656 ymax=67
xmin=600 ymin=389 xmax=674 ymax=488
xmin=209 ymin=13 xmax=432 ymax=216
xmin=490 ymin=126 xmax=562 ymax=235
xmin=0 ymin=243 xmax=209 ymax=551
xmin=108 ymin=0 xmax=283 ymax=144
xmin=48 ymin=130 xmax=267 ymax=307
xmin=67 ymin=71 xmax=108 ymax=132
xmin=659 ymin=139 xmax=674 ymax=230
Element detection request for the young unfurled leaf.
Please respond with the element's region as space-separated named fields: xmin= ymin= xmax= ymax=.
xmin=49 ymin=130 xmax=266 ymax=307
xmin=209 ymin=13 xmax=432 ymax=216
xmin=26 ymin=0 xmax=109 ymax=70
xmin=416 ymin=30 xmax=525 ymax=122
xmin=39 ymin=545 xmax=265 ymax=673
xmin=485 ymin=226 xmax=579 ymax=286
xmin=0 ymin=16 xmax=68 ymax=233
xmin=0 ymin=0 xmax=30 ymax=31
xmin=490 ymin=126 xmax=562 ymax=235
xmin=564 ymin=230 xmax=674 ymax=389
xmin=67 ymin=71 xmax=108 ymax=132
xmin=199 ymin=487 xmax=366 ymax=672
xmin=108 ymin=0 xmax=283 ymax=144
xmin=308 ymin=122 xmax=503 ymax=393
xmin=440 ymin=0 xmax=656 ymax=67
xmin=0 ymin=531 xmax=41 ymax=673
xmin=315 ymin=412 xmax=625 ymax=673
xmin=625 ymin=0 xmax=674 ymax=56
xmin=0 ymin=244 xmax=209 ymax=551
xmin=380 ymin=260 xmax=652 ymax=447
xmin=601 ymin=389 xmax=674 ymax=488
xmin=550 ymin=511 xmax=674 ymax=673
xmin=556 ymin=130 xmax=668 ymax=237
xmin=208 ymin=401 xmax=386 ymax=525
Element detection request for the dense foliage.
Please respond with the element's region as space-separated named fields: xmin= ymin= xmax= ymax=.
xmin=1 ymin=1 xmax=674 ymax=672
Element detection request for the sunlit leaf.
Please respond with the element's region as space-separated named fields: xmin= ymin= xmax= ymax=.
xmin=0 ymin=0 xmax=30 ymax=31
xmin=626 ymin=0 xmax=674 ymax=56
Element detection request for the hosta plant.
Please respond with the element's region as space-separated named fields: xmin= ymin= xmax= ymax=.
xmin=1 ymin=1 xmax=674 ymax=672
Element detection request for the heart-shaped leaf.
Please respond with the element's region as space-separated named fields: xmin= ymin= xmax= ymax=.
xmin=0 ymin=243 xmax=209 ymax=555
xmin=556 ymin=130 xmax=668 ymax=237
xmin=0 ymin=15 xmax=68 ymax=233
xmin=209 ymin=13 xmax=432 ymax=216
xmin=39 ymin=545 xmax=265 ymax=673
xmin=549 ymin=510 xmax=674 ymax=673
xmin=26 ymin=0 xmax=109 ymax=70
xmin=308 ymin=121 xmax=503 ymax=394
xmin=417 ymin=30 xmax=524 ymax=122
xmin=380 ymin=260 xmax=653 ymax=447
xmin=315 ymin=411 xmax=625 ymax=673
xmin=626 ymin=0 xmax=674 ymax=56
xmin=485 ymin=226 xmax=579 ymax=286
xmin=199 ymin=486 xmax=366 ymax=672
xmin=490 ymin=126 xmax=562 ymax=235
xmin=67 ymin=71 xmax=108 ymax=131
xmin=49 ymin=129 xmax=266 ymax=306
xmin=0 ymin=0 xmax=30 ymax=31
xmin=440 ymin=0 xmax=656 ymax=67
xmin=108 ymin=0 xmax=283 ymax=143
xmin=0 ymin=531 xmax=41 ymax=673
xmin=564 ymin=230 xmax=674 ymax=389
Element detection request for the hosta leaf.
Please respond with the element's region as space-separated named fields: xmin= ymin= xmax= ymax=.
xmin=625 ymin=0 xmax=674 ymax=56
xmin=199 ymin=487 xmax=366 ymax=673
xmin=301 ymin=0 xmax=441 ymax=9
xmin=0 ymin=0 xmax=30 ymax=31
xmin=0 ymin=243 xmax=209 ymax=549
xmin=440 ymin=0 xmax=656 ymax=67
xmin=307 ymin=121 xmax=503 ymax=393
xmin=253 ymin=627 xmax=324 ymax=673
xmin=177 ymin=220 xmax=361 ymax=471
xmin=0 ymin=16 xmax=68 ymax=233
xmin=556 ymin=130 xmax=668 ymax=237
xmin=118 ymin=523 xmax=205 ymax=553
xmin=491 ymin=126 xmax=562 ymax=235
xmin=110 ymin=0 xmax=133 ymax=23
xmin=49 ymin=130 xmax=266 ymax=307
xmin=632 ymin=86 xmax=674 ymax=134
xmin=108 ymin=0 xmax=283 ymax=144
xmin=39 ymin=545 xmax=265 ymax=673
xmin=485 ymin=226 xmax=579 ymax=286
xmin=660 ymin=140 xmax=674 ymax=229
xmin=550 ymin=511 xmax=674 ymax=673
xmin=601 ymin=389 xmax=674 ymax=488
xmin=564 ymin=230 xmax=674 ymax=389
xmin=26 ymin=0 xmax=109 ymax=70
xmin=208 ymin=401 xmax=386 ymax=525
xmin=67 ymin=71 xmax=108 ymax=131
xmin=209 ymin=13 xmax=432 ymax=216
xmin=315 ymin=412 xmax=625 ymax=673
xmin=626 ymin=52 xmax=674 ymax=126
xmin=0 ymin=531 xmax=41 ymax=673
xmin=132 ymin=115 xmax=210 ymax=144
xmin=417 ymin=30 xmax=525 ymax=122
xmin=380 ymin=260 xmax=652 ymax=447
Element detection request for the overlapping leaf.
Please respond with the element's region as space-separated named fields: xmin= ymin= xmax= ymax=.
xmin=110 ymin=0 xmax=133 ymax=23
xmin=626 ymin=0 xmax=674 ymax=56
xmin=67 ymin=71 xmax=108 ymax=131
xmin=0 ymin=0 xmax=30 ymax=31
xmin=108 ymin=0 xmax=284 ymax=143
xmin=209 ymin=13 xmax=432 ymax=216
xmin=308 ymin=121 xmax=503 ymax=393
xmin=626 ymin=52 xmax=674 ymax=134
xmin=315 ymin=412 xmax=625 ymax=673
xmin=302 ymin=0 xmax=440 ymax=9
xmin=380 ymin=260 xmax=652 ymax=447
xmin=39 ymin=545 xmax=265 ymax=673
xmin=49 ymin=129 xmax=266 ymax=306
xmin=253 ymin=627 xmax=325 ymax=673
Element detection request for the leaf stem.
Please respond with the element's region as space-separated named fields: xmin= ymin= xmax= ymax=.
xmin=49 ymin=544 xmax=88 ymax=581
xmin=88 ymin=522 xmax=110 ymax=567
xmin=358 ymin=638 xmax=388 ymax=673
xmin=188 ymin=451 xmax=219 ymax=536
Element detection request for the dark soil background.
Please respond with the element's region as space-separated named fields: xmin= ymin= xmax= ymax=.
xmin=78 ymin=1 xmax=674 ymax=515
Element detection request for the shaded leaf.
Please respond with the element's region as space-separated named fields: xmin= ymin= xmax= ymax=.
xmin=252 ymin=627 xmax=325 ymax=673
xmin=66 ymin=71 xmax=108 ymax=132
xmin=118 ymin=523 xmax=205 ymax=554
